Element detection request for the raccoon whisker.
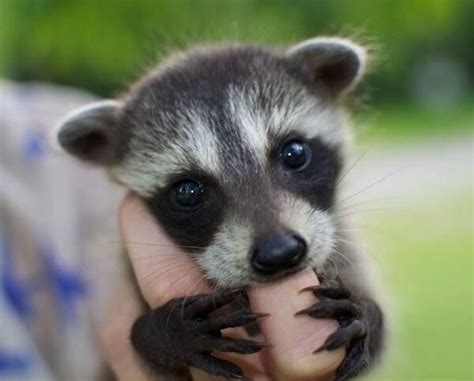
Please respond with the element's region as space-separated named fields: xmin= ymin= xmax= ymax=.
xmin=334 ymin=168 xmax=403 ymax=208
xmin=363 ymin=246 xmax=383 ymax=268
xmin=326 ymin=256 xmax=340 ymax=278
xmin=329 ymin=196 xmax=399 ymax=213
xmin=124 ymin=259 xmax=192 ymax=281
xmin=337 ymin=220 xmax=391 ymax=233
xmin=336 ymin=150 xmax=368 ymax=186
xmin=165 ymin=299 xmax=182 ymax=332
xmin=334 ymin=237 xmax=371 ymax=262
xmin=178 ymin=275 xmax=208 ymax=320
xmin=357 ymin=222 xmax=407 ymax=241
xmin=141 ymin=266 xmax=188 ymax=288
xmin=209 ymin=283 xmax=220 ymax=315
xmin=210 ymin=282 xmax=219 ymax=296
xmin=336 ymin=207 xmax=397 ymax=216
xmin=131 ymin=257 xmax=193 ymax=273
xmin=140 ymin=262 xmax=196 ymax=287
xmin=140 ymin=257 xmax=194 ymax=272
xmin=333 ymin=244 xmax=359 ymax=265
xmin=335 ymin=236 xmax=358 ymax=247
xmin=104 ymin=240 xmax=207 ymax=251
xmin=336 ymin=227 xmax=361 ymax=233
xmin=331 ymin=249 xmax=357 ymax=274
xmin=335 ymin=236 xmax=384 ymax=269
xmin=148 ymin=262 xmax=202 ymax=280
xmin=331 ymin=248 xmax=351 ymax=267
xmin=163 ymin=268 xmax=208 ymax=330
xmin=335 ymin=235 xmax=372 ymax=255
xmin=232 ymin=290 xmax=249 ymax=310
xmin=334 ymin=207 xmax=398 ymax=220
xmin=130 ymin=253 xmax=195 ymax=261
xmin=164 ymin=266 xmax=205 ymax=298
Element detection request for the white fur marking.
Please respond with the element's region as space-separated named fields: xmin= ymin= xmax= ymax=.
xmin=227 ymin=86 xmax=268 ymax=165
xmin=197 ymin=220 xmax=254 ymax=288
xmin=279 ymin=193 xmax=336 ymax=267
xmin=112 ymin=109 xmax=221 ymax=196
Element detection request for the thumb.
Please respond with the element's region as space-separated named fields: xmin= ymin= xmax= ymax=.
xmin=248 ymin=269 xmax=345 ymax=381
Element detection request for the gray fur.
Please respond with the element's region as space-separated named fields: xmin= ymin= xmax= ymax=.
xmin=55 ymin=37 xmax=369 ymax=289
xmin=55 ymin=37 xmax=386 ymax=380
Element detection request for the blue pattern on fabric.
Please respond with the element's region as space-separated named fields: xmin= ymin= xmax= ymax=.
xmin=23 ymin=130 xmax=45 ymax=161
xmin=0 ymin=350 xmax=32 ymax=374
xmin=0 ymin=231 xmax=34 ymax=319
xmin=40 ymin=244 xmax=88 ymax=322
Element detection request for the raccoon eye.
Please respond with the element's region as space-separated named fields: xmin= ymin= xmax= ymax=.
xmin=280 ymin=140 xmax=311 ymax=171
xmin=174 ymin=180 xmax=204 ymax=209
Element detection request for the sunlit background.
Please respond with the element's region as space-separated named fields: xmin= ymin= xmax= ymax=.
xmin=0 ymin=1 xmax=472 ymax=380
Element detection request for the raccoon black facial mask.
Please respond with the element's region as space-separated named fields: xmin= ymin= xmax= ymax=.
xmin=55 ymin=37 xmax=385 ymax=381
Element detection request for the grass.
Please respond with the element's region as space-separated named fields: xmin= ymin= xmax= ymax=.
xmin=362 ymin=189 xmax=473 ymax=380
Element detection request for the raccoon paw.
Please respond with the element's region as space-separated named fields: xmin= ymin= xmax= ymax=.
xmin=298 ymin=276 xmax=370 ymax=380
xmin=131 ymin=291 xmax=268 ymax=380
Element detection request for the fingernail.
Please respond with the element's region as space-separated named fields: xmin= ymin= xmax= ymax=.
xmin=313 ymin=343 xmax=328 ymax=354
xmin=295 ymin=307 xmax=312 ymax=316
xmin=256 ymin=341 xmax=273 ymax=348
xmin=299 ymin=285 xmax=317 ymax=293
xmin=252 ymin=312 xmax=271 ymax=318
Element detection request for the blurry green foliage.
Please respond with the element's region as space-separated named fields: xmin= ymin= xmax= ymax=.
xmin=363 ymin=190 xmax=473 ymax=380
xmin=0 ymin=0 xmax=473 ymax=102
xmin=355 ymin=98 xmax=474 ymax=144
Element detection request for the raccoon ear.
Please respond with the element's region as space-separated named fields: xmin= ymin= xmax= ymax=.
xmin=54 ymin=100 xmax=124 ymax=165
xmin=286 ymin=37 xmax=367 ymax=97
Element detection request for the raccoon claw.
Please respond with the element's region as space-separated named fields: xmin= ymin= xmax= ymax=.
xmin=300 ymin=282 xmax=351 ymax=299
xmin=296 ymin=298 xmax=363 ymax=319
xmin=203 ymin=310 xmax=270 ymax=331
xmin=131 ymin=291 xmax=267 ymax=379
xmin=313 ymin=319 xmax=366 ymax=353
xmin=179 ymin=289 xmax=242 ymax=318
xmin=299 ymin=276 xmax=371 ymax=380
xmin=334 ymin=339 xmax=370 ymax=381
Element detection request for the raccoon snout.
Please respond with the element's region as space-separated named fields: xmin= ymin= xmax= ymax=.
xmin=251 ymin=233 xmax=307 ymax=275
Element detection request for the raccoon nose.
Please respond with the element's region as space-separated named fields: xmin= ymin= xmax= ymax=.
xmin=252 ymin=234 xmax=307 ymax=274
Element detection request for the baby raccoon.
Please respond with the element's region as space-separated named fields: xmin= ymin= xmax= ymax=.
xmin=55 ymin=37 xmax=385 ymax=380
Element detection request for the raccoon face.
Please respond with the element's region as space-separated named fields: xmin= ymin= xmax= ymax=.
xmin=55 ymin=38 xmax=367 ymax=288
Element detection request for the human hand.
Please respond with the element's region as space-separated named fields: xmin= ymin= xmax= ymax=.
xmin=101 ymin=193 xmax=344 ymax=380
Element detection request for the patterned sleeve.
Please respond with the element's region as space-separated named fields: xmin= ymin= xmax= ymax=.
xmin=0 ymin=81 xmax=125 ymax=380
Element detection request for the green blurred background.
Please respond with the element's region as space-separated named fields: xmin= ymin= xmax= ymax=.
xmin=1 ymin=0 xmax=473 ymax=138
xmin=0 ymin=0 xmax=472 ymax=380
